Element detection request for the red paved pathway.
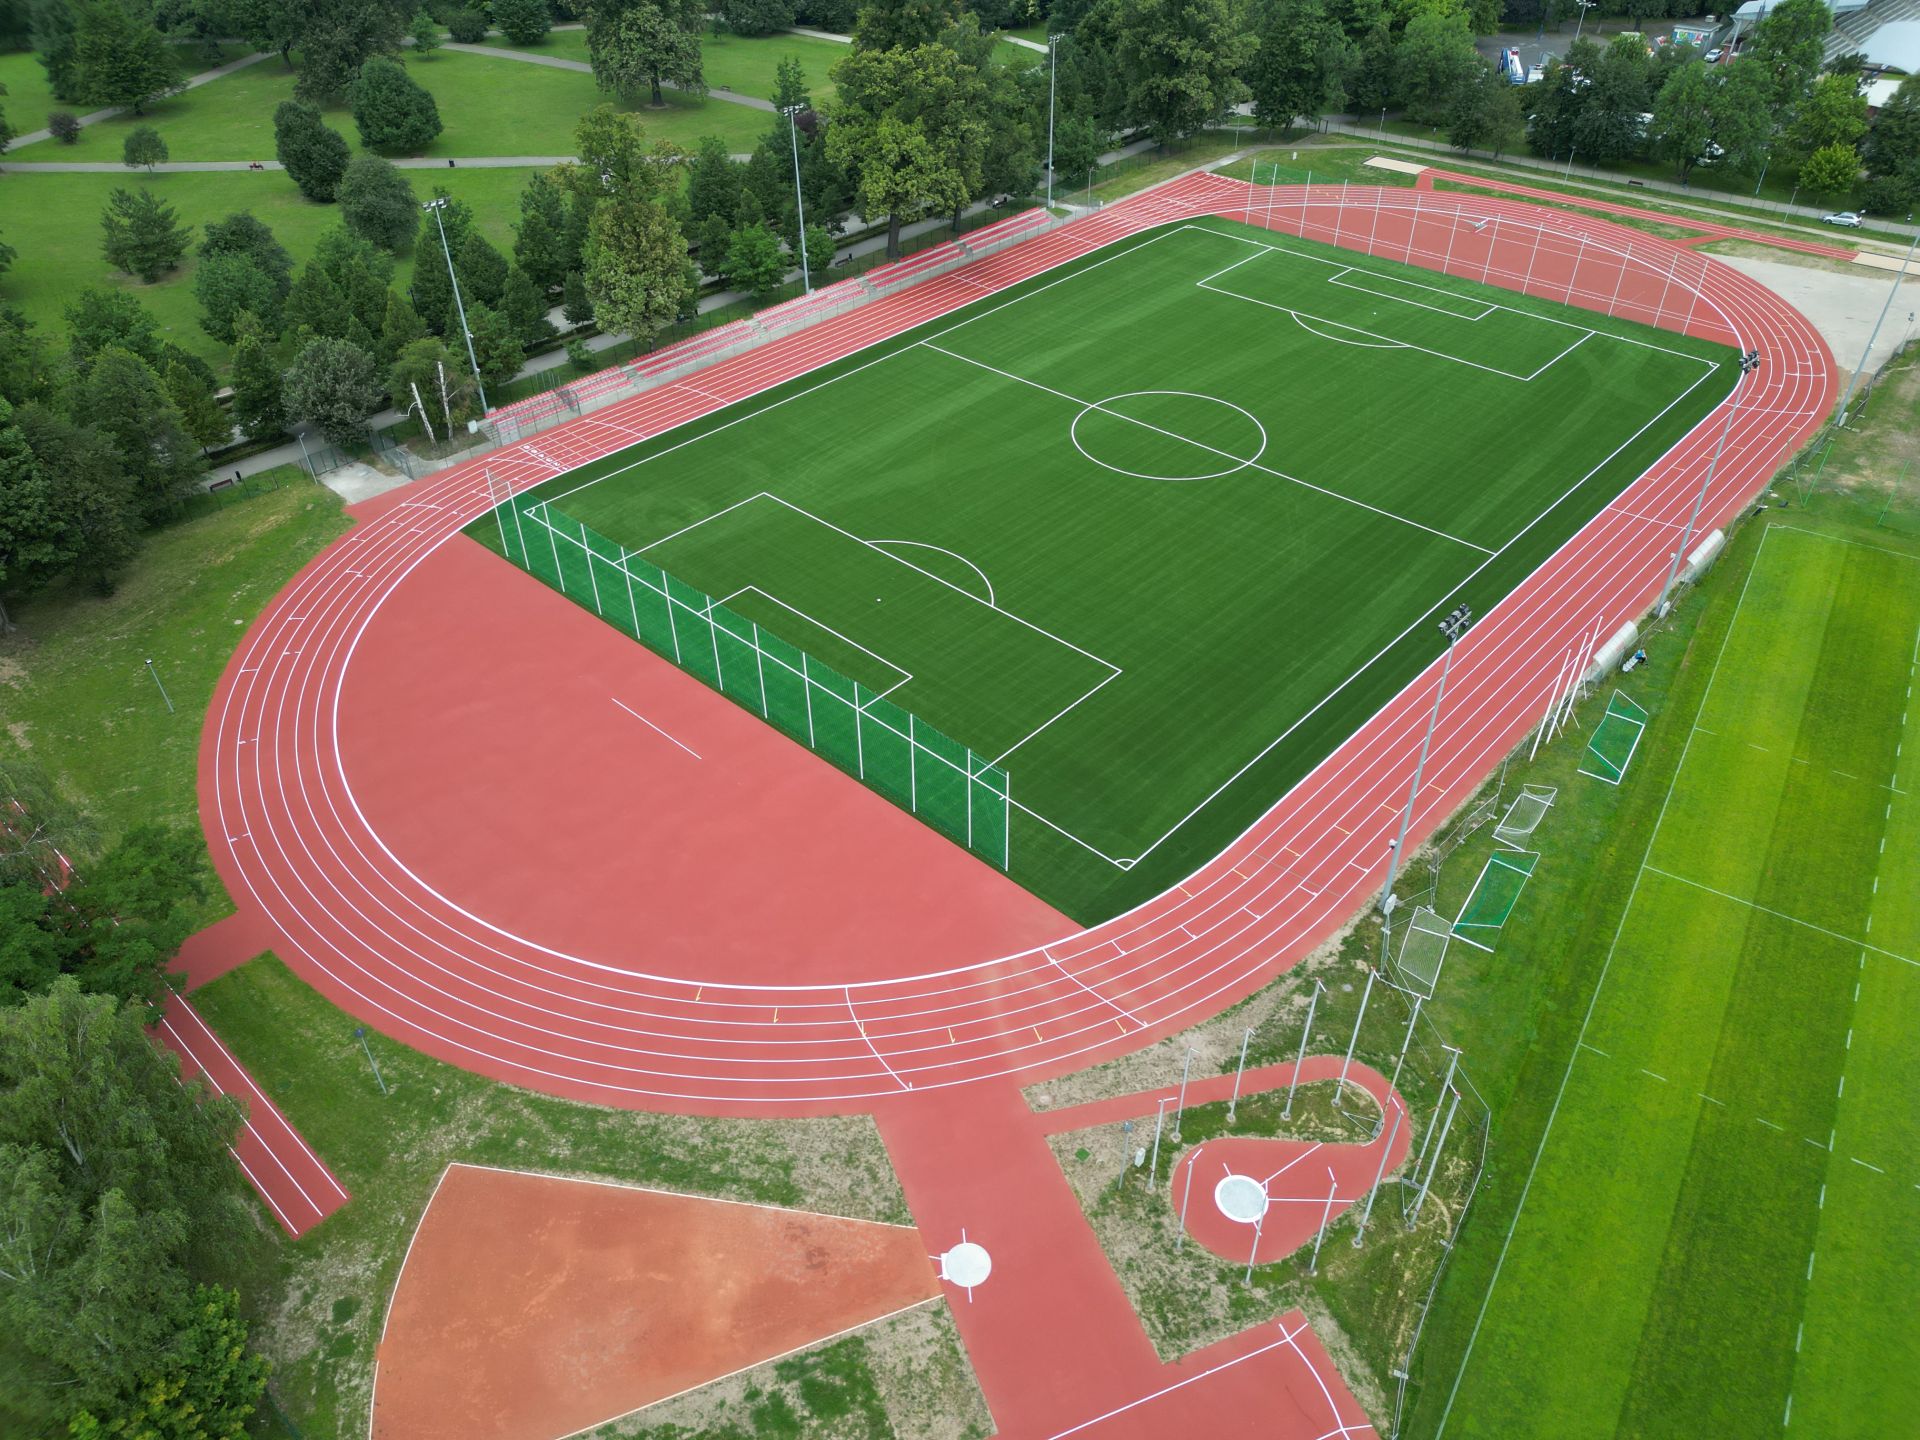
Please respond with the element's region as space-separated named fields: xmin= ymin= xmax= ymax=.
xmin=155 ymin=993 xmax=348 ymax=1237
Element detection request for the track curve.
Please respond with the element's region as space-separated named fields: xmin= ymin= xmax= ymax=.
xmin=199 ymin=177 xmax=1834 ymax=1114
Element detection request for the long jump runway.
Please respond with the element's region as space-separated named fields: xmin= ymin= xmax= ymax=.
xmin=191 ymin=177 xmax=1832 ymax=1438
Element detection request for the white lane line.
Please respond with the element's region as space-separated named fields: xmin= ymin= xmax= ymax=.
xmin=611 ymin=697 xmax=703 ymax=759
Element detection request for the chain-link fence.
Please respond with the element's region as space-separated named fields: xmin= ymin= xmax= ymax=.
xmin=491 ymin=489 xmax=1012 ymax=866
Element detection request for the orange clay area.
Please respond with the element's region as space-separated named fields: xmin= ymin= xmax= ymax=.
xmin=372 ymin=1164 xmax=943 ymax=1440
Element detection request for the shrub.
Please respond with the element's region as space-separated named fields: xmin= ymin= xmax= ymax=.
xmin=48 ymin=110 xmax=81 ymax=143
xmin=447 ymin=9 xmax=489 ymax=42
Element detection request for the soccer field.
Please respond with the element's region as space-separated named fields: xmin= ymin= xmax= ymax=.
xmin=478 ymin=217 xmax=1737 ymax=922
xmin=1442 ymin=524 xmax=1920 ymax=1436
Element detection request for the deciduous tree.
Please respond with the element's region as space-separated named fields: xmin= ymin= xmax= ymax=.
xmin=338 ymin=153 xmax=421 ymax=251
xmin=494 ymin=0 xmax=552 ymax=44
xmin=587 ymin=0 xmax=705 ymax=107
xmin=513 ymin=170 xmax=577 ymax=292
xmin=581 ymin=192 xmax=694 ymax=344
xmin=78 ymin=346 xmax=201 ymax=518
xmin=120 ymin=122 xmax=167 ymax=171
xmin=1246 ymin=0 xmax=1352 ymax=133
xmin=283 ymin=335 xmax=383 ymax=445
xmin=229 ymin=312 xmax=287 ymax=440
xmin=75 ymin=0 xmax=177 ymax=112
xmin=1079 ymin=0 xmax=1254 ymax=147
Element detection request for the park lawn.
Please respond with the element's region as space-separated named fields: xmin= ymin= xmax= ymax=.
xmin=1433 ymin=524 xmax=1920 ymax=1437
xmin=8 ymin=47 xmax=764 ymax=161
xmin=993 ymin=36 xmax=1045 ymax=67
xmin=0 ymin=41 xmax=241 ymax=140
xmin=528 ymin=26 xmax=845 ymax=107
xmin=0 ymin=470 xmax=344 ymax=899
xmin=0 ymin=47 xmax=65 ymax=135
xmin=0 ymin=163 xmax=543 ymax=372
xmin=192 ymin=953 xmax=914 ymax=1439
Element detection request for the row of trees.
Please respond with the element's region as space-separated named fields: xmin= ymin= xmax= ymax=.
xmin=0 ymin=760 xmax=267 ymax=1437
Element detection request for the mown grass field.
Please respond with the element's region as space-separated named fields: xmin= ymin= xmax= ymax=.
xmin=0 ymin=469 xmax=342 ymax=915
xmin=478 ymin=215 xmax=1734 ymax=921
xmin=6 ymin=46 xmax=768 ymax=160
xmin=1433 ymin=523 xmax=1920 ymax=1437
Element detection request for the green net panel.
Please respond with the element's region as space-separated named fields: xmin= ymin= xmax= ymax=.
xmin=1451 ymin=851 xmax=1538 ymax=952
xmin=487 ymin=497 xmax=1011 ymax=868
xmin=1580 ymin=691 xmax=1649 ymax=786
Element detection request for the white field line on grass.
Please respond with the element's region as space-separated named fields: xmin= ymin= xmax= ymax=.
xmin=1641 ymin=866 xmax=1919 ymax=971
xmin=1327 ymin=265 xmax=1497 ymax=322
xmin=708 ymin=586 xmax=914 ymax=704
xmin=916 ymin=339 xmax=1494 ymax=555
xmin=225 ymin=194 xmax=1799 ymax=1062
xmin=1433 ymin=523 xmax=1779 ymax=1437
xmin=535 ymin=217 xmax=1728 ymax=871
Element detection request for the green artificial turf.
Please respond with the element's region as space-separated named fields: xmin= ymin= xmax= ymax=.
xmin=471 ymin=216 xmax=1735 ymax=922
xmin=1436 ymin=524 xmax=1920 ymax=1437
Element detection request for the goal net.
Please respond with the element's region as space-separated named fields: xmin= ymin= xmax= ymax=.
xmin=1392 ymin=905 xmax=1453 ymax=999
xmin=1492 ymin=785 xmax=1556 ymax=851
xmin=1580 ymin=691 xmax=1649 ymax=786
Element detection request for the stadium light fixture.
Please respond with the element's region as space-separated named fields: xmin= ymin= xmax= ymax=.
xmin=1658 ymin=348 xmax=1761 ymax=615
xmin=782 ymin=105 xmax=812 ymax=296
xmin=1379 ymin=604 xmax=1473 ymax=916
xmin=424 ymin=197 xmax=489 ymax=416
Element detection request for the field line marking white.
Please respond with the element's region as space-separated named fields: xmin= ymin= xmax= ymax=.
xmin=1642 ymin=866 xmax=1918 ymax=970
xmin=867 ymin=538 xmax=997 ymax=605
xmin=610 ymin=698 xmax=703 ymax=759
xmin=1434 ymin=526 xmax=1774 ymax=1434
xmin=918 ymin=340 xmax=1494 ymax=554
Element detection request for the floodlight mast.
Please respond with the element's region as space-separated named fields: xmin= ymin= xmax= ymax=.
xmin=425 ymin=197 xmax=488 ymax=416
xmin=1379 ymin=605 xmax=1472 ymax=915
xmin=1045 ymin=34 xmax=1058 ymax=209
xmin=1658 ymin=348 xmax=1760 ymax=615
xmin=783 ymin=104 xmax=812 ymax=296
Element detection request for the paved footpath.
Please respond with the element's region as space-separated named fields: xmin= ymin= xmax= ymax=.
xmin=877 ymin=1061 xmax=1400 ymax=1437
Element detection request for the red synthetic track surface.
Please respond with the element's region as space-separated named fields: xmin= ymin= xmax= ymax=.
xmin=196 ymin=177 xmax=1833 ymax=1113
xmin=188 ymin=177 xmax=1832 ymax=1438
xmin=154 ymin=994 xmax=348 ymax=1237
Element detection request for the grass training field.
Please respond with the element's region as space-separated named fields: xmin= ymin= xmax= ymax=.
xmin=477 ymin=216 xmax=1737 ymax=921
xmin=1440 ymin=523 xmax=1920 ymax=1436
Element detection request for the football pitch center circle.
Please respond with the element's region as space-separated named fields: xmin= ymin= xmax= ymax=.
xmin=1069 ymin=390 xmax=1268 ymax=482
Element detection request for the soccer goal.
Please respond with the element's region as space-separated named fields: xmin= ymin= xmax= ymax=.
xmin=1492 ymin=785 xmax=1556 ymax=851
xmin=1579 ymin=691 xmax=1649 ymax=786
xmin=1451 ymin=851 xmax=1538 ymax=953
xmin=1392 ymin=905 xmax=1453 ymax=999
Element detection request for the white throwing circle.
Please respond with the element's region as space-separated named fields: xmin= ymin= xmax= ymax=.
xmin=1214 ymin=1173 xmax=1269 ymax=1224
xmin=940 ymin=1240 xmax=993 ymax=1289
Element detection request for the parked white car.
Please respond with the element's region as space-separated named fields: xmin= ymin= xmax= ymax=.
xmin=1822 ymin=212 xmax=1864 ymax=228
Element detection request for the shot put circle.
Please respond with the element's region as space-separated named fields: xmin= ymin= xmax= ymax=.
xmin=1069 ymin=391 xmax=1268 ymax=482
xmin=1214 ymin=1173 xmax=1269 ymax=1223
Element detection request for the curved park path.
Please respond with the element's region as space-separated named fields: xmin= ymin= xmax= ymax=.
xmin=178 ymin=176 xmax=1834 ymax=1436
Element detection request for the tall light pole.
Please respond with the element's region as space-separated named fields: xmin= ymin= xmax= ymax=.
xmin=783 ymin=104 xmax=812 ymax=296
xmin=1659 ymin=349 xmax=1761 ymax=614
xmin=1380 ymin=604 xmax=1472 ymax=917
xmin=1571 ymin=0 xmax=1596 ymax=46
xmin=424 ymin=197 xmax=488 ymax=416
xmin=1836 ymin=228 xmax=1919 ymax=424
xmin=1045 ymin=34 xmax=1058 ymax=209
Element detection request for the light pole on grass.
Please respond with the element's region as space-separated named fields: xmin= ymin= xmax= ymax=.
xmin=783 ymin=104 xmax=813 ymax=296
xmin=1658 ymin=348 xmax=1761 ymax=616
xmin=354 ymin=1026 xmax=389 ymax=1095
xmin=1045 ymin=34 xmax=1058 ymax=209
xmin=1571 ymin=0 xmax=1597 ymax=46
xmin=1836 ymin=229 xmax=1920 ymax=425
xmin=143 ymin=658 xmax=173 ymax=714
xmin=425 ymin=197 xmax=489 ymax=416
xmin=1380 ymin=604 xmax=1473 ymax=917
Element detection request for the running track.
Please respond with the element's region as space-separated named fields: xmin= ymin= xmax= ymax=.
xmin=195 ymin=175 xmax=1833 ymax=1112
xmin=190 ymin=175 xmax=1832 ymax=1438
